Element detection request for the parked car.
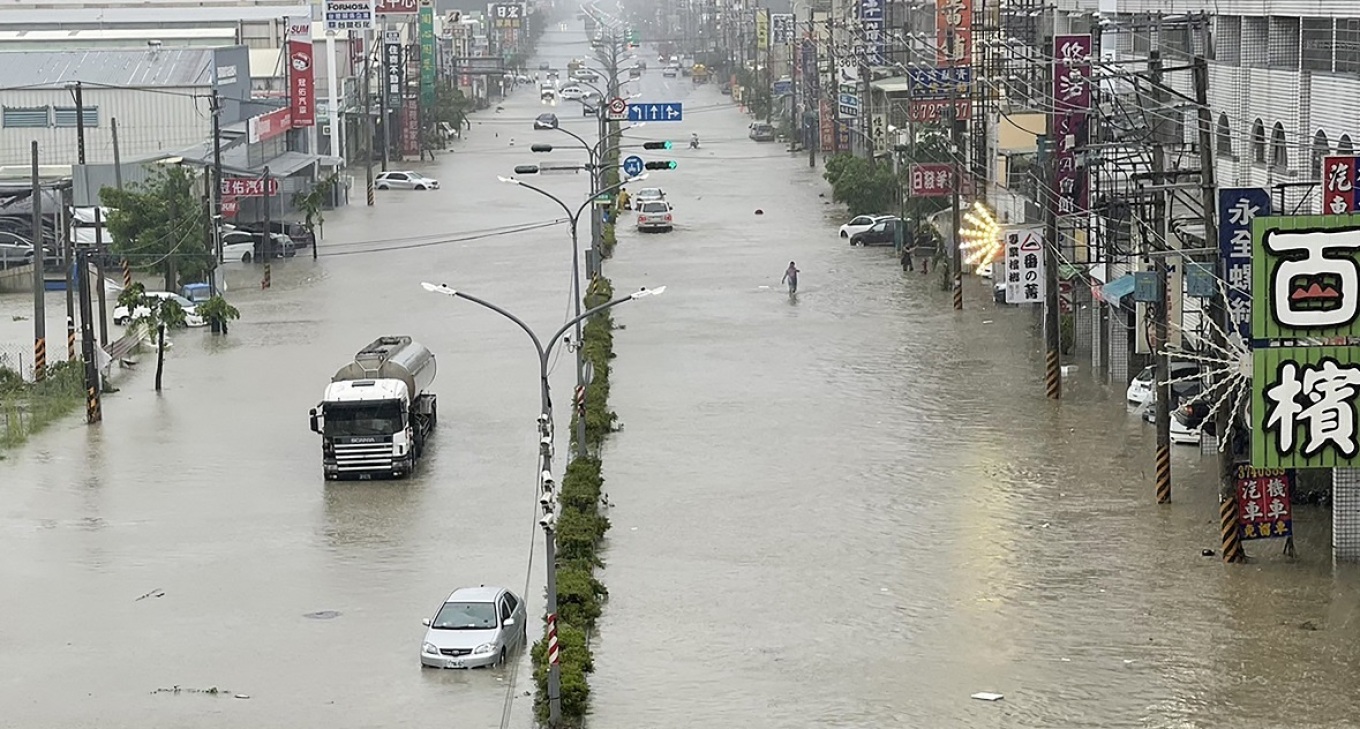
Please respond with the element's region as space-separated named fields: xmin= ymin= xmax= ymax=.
xmin=233 ymin=220 xmax=314 ymax=249
xmin=572 ymin=69 xmax=600 ymax=82
xmin=838 ymin=214 xmax=894 ymax=239
xmin=848 ymin=217 xmax=904 ymax=247
xmin=663 ymin=65 xmax=679 ymax=77
xmin=113 ymin=291 xmax=206 ymax=327
xmin=0 ymin=236 xmax=34 ymax=269
xmin=630 ymin=187 xmax=666 ymax=210
xmin=1141 ymin=379 xmax=1203 ymax=423
xmin=559 ymin=85 xmax=584 ymax=100
xmin=1127 ymin=361 xmax=1201 ymax=406
xmin=419 ymin=586 xmax=528 ymax=669
xmin=375 ymin=171 xmax=440 ymax=190
xmin=629 ymin=66 xmax=643 ymax=78
xmin=540 ymin=88 xmax=557 ymax=103
xmin=749 ymin=122 xmax=777 ymax=142
xmin=534 ymin=113 xmax=560 ymax=130
xmin=220 ymin=230 xmax=296 ymax=262
xmin=636 ymin=200 xmax=674 ymax=232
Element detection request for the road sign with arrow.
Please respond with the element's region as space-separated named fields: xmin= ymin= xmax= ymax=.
xmin=622 ymin=155 xmax=644 ymax=177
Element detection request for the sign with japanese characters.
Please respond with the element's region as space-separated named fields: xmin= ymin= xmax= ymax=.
xmin=419 ymin=2 xmax=436 ymax=107
xmin=285 ymin=16 xmax=315 ymax=127
xmin=490 ymin=3 xmax=524 ymax=30
xmin=859 ymin=0 xmax=885 ymax=65
xmin=755 ymin=9 xmax=769 ymax=51
xmin=1003 ymin=227 xmax=1045 ymax=304
xmin=1051 ymin=35 xmax=1091 ymax=217
xmin=1219 ymin=188 xmax=1270 ymax=343
xmin=221 ymin=177 xmax=279 ymax=197
xmin=384 ymin=32 xmax=404 ymax=109
xmin=1235 ymin=465 xmax=1294 ymax=540
xmin=1252 ymin=346 xmax=1360 ymax=468
xmin=1321 ymin=156 xmax=1359 ymax=214
xmin=935 ymin=0 xmax=971 ymax=67
xmin=909 ymin=163 xmax=953 ymax=198
xmin=1251 ymin=215 xmax=1360 ymax=340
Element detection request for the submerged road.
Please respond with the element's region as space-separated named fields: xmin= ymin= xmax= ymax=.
xmin=1 ymin=22 xmax=1358 ymax=729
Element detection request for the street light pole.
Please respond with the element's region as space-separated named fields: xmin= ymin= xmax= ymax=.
xmin=499 ymin=174 xmax=646 ymax=459
xmin=420 ymin=281 xmax=665 ymax=728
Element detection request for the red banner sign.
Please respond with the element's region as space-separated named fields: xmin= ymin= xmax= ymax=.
xmin=908 ymin=99 xmax=971 ymax=123
xmin=1322 ymin=155 xmax=1357 ymax=215
xmin=286 ymin=16 xmax=315 ymax=127
xmin=221 ymin=178 xmax=280 ymax=197
xmin=936 ymin=0 xmax=972 ymax=67
xmin=818 ymin=99 xmax=835 ymax=152
xmin=909 ymin=163 xmax=954 ymax=198
xmin=1051 ymin=35 xmax=1092 ymax=216
xmin=221 ymin=197 xmax=239 ymax=216
xmin=402 ymin=97 xmax=420 ymax=156
xmin=249 ymin=106 xmax=292 ymax=143
xmin=376 ymin=0 xmax=418 ymax=13
xmin=1235 ymin=466 xmax=1293 ymax=541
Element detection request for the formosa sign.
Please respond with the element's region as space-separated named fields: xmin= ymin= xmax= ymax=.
xmin=286 ymin=16 xmax=315 ymax=127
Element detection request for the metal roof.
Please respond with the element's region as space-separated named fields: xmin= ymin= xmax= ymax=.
xmin=2 ymin=48 xmax=218 ymax=88
xmin=0 ymin=5 xmax=311 ymax=27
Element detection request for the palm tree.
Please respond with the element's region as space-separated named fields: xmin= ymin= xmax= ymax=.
xmin=116 ymin=282 xmax=188 ymax=392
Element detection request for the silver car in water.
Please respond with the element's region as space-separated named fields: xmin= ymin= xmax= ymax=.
xmin=419 ymin=586 xmax=527 ymax=669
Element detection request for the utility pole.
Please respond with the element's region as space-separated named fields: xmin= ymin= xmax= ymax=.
xmin=380 ymin=23 xmax=391 ymax=172
xmin=827 ymin=16 xmax=838 ymax=154
xmin=74 ymin=81 xmax=87 ymax=166
xmin=764 ymin=9 xmax=773 ymax=125
xmin=948 ymin=98 xmax=963 ymax=310
xmin=110 ymin=117 xmax=124 ymax=189
xmin=1149 ymin=50 xmax=1172 ymax=505
xmin=807 ymin=8 xmax=815 ymax=168
xmin=31 ymin=142 xmax=46 ymax=383
xmin=77 ymin=247 xmax=100 ymax=423
xmin=1042 ymin=133 xmax=1062 ymax=399
xmin=93 ymin=208 xmax=108 ymax=347
xmin=210 ymin=90 xmax=224 ymax=298
xmin=62 ymin=202 xmax=75 ymax=362
xmin=363 ymin=30 xmax=376 ymax=207
xmin=262 ymin=166 xmax=273 ymax=290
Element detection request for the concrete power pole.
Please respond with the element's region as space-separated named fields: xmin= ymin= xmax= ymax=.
xmin=30 ymin=142 xmax=46 ymax=382
xmin=363 ymin=30 xmax=376 ymax=207
xmin=1148 ymin=50 xmax=1172 ymax=505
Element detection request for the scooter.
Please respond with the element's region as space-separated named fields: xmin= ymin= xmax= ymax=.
xmin=689 ymin=136 xmax=700 ymax=149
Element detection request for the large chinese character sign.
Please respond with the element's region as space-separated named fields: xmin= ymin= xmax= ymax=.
xmin=1050 ymin=35 xmax=1091 ymax=216
xmin=1252 ymin=346 xmax=1360 ymax=468
xmin=1234 ymin=466 xmax=1294 ymax=540
xmin=1219 ymin=188 xmax=1271 ymax=343
xmin=1251 ymin=216 xmax=1360 ymax=340
xmin=1002 ymin=228 xmax=1045 ymax=304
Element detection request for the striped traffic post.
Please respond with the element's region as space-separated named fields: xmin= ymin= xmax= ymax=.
xmin=66 ymin=315 xmax=76 ymax=361
xmin=121 ymin=258 xmax=131 ymax=289
xmin=33 ymin=336 xmax=46 ymax=382
xmin=546 ymin=613 xmax=559 ymax=666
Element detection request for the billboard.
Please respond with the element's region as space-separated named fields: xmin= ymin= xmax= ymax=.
xmin=385 ymin=32 xmax=404 ymax=109
xmin=910 ymin=163 xmax=953 ymax=198
xmin=324 ymin=0 xmax=376 ymax=31
xmin=1252 ymin=345 xmax=1360 ymax=469
xmin=1251 ymin=215 xmax=1360 ymax=340
xmin=376 ymin=0 xmax=418 ymax=13
xmin=755 ymin=9 xmax=769 ymax=51
xmin=1218 ymin=188 xmax=1270 ymax=343
xmin=1002 ymin=228 xmax=1045 ymax=304
xmin=490 ymin=2 xmax=525 ymax=30
xmin=1051 ymin=35 xmax=1092 ymax=216
xmin=419 ymin=2 xmax=436 ymax=107
xmin=860 ymin=0 xmax=885 ymax=65
xmin=286 ymin=16 xmax=315 ymax=127
xmin=935 ymin=0 xmax=971 ymax=67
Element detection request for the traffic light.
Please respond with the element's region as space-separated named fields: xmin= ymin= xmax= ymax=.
xmin=642 ymin=141 xmax=673 ymax=150
xmin=513 ymin=165 xmax=540 ymax=175
xmin=530 ymin=144 xmax=553 ymax=153
xmin=643 ymin=161 xmax=677 ymax=170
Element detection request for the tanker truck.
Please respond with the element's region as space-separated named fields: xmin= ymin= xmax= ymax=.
xmin=309 ymin=336 xmax=438 ymax=480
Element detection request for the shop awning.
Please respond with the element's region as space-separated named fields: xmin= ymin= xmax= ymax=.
xmin=869 ymin=76 xmax=910 ymax=94
xmin=1097 ymin=274 xmax=1136 ymax=303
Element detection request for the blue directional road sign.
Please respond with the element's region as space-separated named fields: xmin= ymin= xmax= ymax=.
xmin=622 ymin=155 xmax=644 ymax=177
xmin=626 ymin=102 xmax=683 ymax=122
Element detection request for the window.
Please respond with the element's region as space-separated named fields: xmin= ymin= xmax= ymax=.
xmin=1216 ymin=114 xmax=1233 ymax=157
xmin=1301 ymin=18 xmax=1334 ymax=72
xmin=1268 ymin=16 xmax=1301 ymax=70
xmin=1242 ymin=17 xmax=1268 ymax=67
xmin=1338 ymin=19 xmax=1360 ymax=73
xmin=1340 ymin=134 xmax=1355 ymax=156
xmin=1312 ymin=130 xmax=1330 ymax=177
xmin=1251 ymin=119 xmax=1267 ymax=163
xmin=1216 ymin=16 xmax=1242 ymax=66
xmin=498 ymin=600 xmax=512 ymax=621
xmin=3 ymin=107 xmax=49 ymax=128
xmin=53 ymin=107 xmax=99 ymax=128
xmin=1271 ymin=122 xmax=1289 ymax=169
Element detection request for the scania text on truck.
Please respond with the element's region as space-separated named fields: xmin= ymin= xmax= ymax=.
xmin=309 ymin=336 xmax=438 ymax=480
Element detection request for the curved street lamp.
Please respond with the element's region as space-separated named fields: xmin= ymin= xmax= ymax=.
xmin=420 ymin=281 xmax=665 ymax=726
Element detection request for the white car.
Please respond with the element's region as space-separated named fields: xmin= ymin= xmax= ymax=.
xmin=630 ymin=187 xmax=666 ymax=210
xmin=559 ymin=85 xmax=584 ymax=100
xmin=1170 ymin=409 xmax=1201 ymax=446
xmin=839 ymin=214 xmax=894 ymax=239
xmin=375 ymin=171 xmax=440 ymax=190
xmin=636 ymin=200 xmax=673 ymax=232
xmin=113 ymin=291 xmax=206 ymax=327
xmin=220 ymin=230 xmax=294 ymax=263
xmin=572 ymin=69 xmax=600 ymax=82
xmin=419 ymin=586 xmax=528 ymax=669
xmin=1126 ymin=361 xmax=1201 ymax=406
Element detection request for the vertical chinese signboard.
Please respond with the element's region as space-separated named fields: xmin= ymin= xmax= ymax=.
xmin=818 ymin=99 xmax=834 ymax=152
xmin=1003 ymin=228 xmax=1046 ymax=304
xmin=286 ymin=16 xmax=315 ymax=127
xmin=755 ymin=9 xmax=769 ymax=51
xmin=1321 ymin=155 xmax=1360 ymax=214
xmin=935 ymin=0 xmax=971 ymax=67
xmin=419 ymin=1 xmax=436 ymax=107
xmin=385 ymin=31 xmax=404 ymax=110
xmin=402 ymin=97 xmax=420 ymax=156
xmin=1051 ymin=35 xmax=1092 ymax=216
xmin=1218 ymin=188 xmax=1270 ymax=343
xmin=1235 ymin=466 xmax=1294 ymax=540
xmin=860 ymin=0 xmax=884 ymax=65
xmin=490 ymin=3 xmax=524 ymax=29
xmin=772 ymin=14 xmax=794 ymax=45
xmin=1251 ymin=214 xmax=1360 ymax=469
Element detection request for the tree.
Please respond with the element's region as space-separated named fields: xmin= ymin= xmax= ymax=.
xmin=822 ymin=154 xmax=898 ymax=216
xmin=291 ymin=173 xmax=339 ymax=241
xmin=431 ymin=79 xmax=473 ymax=139
xmin=196 ymin=295 xmax=240 ymax=336
xmin=100 ymin=166 xmax=213 ymax=291
xmin=116 ymin=282 xmax=188 ymax=392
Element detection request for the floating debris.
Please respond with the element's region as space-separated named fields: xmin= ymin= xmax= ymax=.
xmin=152 ymin=685 xmax=227 ymax=696
xmin=134 ymin=588 xmax=165 ymax=602
xmin=971 ymin=692 xmax=1004 ymax=702
xmin=304 ymin=610 xmax=342 ymax=620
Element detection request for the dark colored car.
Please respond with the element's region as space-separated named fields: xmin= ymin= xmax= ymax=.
xmin=749 ymin=122 xmax=776 ymax=142
xmin=234 ymin=220 xmax=314 ymax=249
xmin=848 ymin=217 xmax=903 ymax=247
xmin=534 ymin=113 xmax=559 ymax=130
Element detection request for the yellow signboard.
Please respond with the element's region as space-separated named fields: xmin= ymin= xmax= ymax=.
xmin=756 ymin=9 xmax=769 ymax=51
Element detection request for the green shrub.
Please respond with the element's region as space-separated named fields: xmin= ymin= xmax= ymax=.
xmin=1 ymin=360 xmax=87 ymax=451
xmin=531 ymin=623 xmax=593 ymax=726
xmin=555 ymin=565 xmax=608 ymax=626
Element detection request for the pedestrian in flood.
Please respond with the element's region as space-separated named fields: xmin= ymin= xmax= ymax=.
xmin=900 ymin=240 xmax=915 ymax=271
xmin=782 ymin=261 xmax=799 ymax=295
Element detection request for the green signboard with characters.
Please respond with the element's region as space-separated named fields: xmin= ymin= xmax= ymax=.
xmin=1251 ymin=214 xmax=1360 ymax=340
xmin=419 ymin=2 xmax=436 ymax=107
xmin=1252 ymin=345 xmax=1360 ymax=469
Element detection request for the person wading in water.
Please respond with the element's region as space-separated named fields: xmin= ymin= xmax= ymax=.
xmin=782 ymin=261 xmax=800 ymax=294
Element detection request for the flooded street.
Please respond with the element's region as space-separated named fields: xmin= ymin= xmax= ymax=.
xmin=2 ymin=26 xmax=1360 ymax=729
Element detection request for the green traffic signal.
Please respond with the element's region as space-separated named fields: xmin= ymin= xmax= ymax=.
xmin=643 ymin=160 xmax=678 ymax=170
xmin=642 ymin=141 xmax=673 ymax=150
